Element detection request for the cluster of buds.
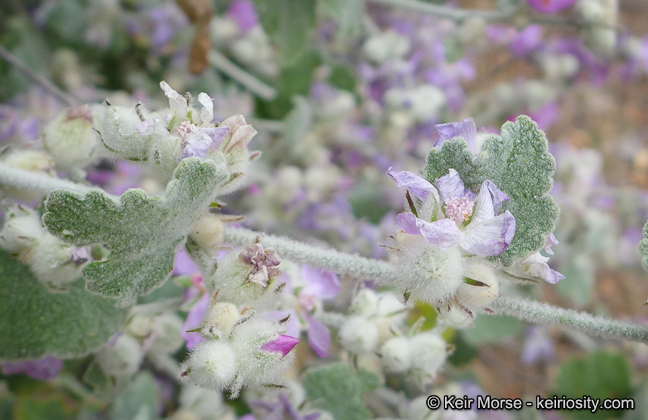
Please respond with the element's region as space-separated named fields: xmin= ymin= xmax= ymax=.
xmin=179 ymin=290 xmax=299 ymax=398
xmin=98 ymin=81 xmax=259 ymax=188
xmin=0 ymin=205 xmax=88 ymax=289
xmin=576 ymin=0 xmax=619 ymax=55
xmin=338 ymin=289 xmax=407 ymax=355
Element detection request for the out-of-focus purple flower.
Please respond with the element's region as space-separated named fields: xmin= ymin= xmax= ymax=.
xmin=527 ymin=0 xmax=577 ymax=14
xmin=435 ymin=118 xmax=477 ymax=152
xmin=261 ymin=335 xmax=300 ymax=357
xmin=227 ymin=0 xmax=259 ymax=34
xmin=2 ymin=355 xmax=63 ymax=380
xmin=148 ymin=4 xmax=189 ymax=53
xmin=174 ymin=246 xmax=200 ymax=276
xmin=510 ymin=25 xmax=544 ymax=57
xmin=182 ymin=294 xmax=209 ymax=350
xmin=525 ymin=102 xmax=561 ymax=131
xmin=521 ymin=326 xmax=555 ymax=364
xmin=391 ymin=168 xmax=516 ymax=257
xmin=249 ymin=392 xmax=321 ymax=420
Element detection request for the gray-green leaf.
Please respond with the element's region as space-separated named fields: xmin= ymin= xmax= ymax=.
xmin=640 ymin=220 xmax=648 ymax=272
xmin=304 ymin=363 xmax=378 ymax=420
xmin=425 ymin=115 xmax=558 ymax=266
xmin=0 ymin=249 xmax=128 ymax=360
xmin=43 ymin=157 xmax=228 ymax=304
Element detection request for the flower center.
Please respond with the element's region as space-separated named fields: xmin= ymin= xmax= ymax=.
xmin=445 ymin=196 xmax=473 ymax=224
xmin=176 ymin=120 xmax=198 ymax=140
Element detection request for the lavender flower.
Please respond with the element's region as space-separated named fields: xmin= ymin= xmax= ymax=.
xmin=2 ymin=355 xmax=63 ymax=380
xmin=239 ymin=242 xmax=282 ymax=288
xmin=261 ymin=334 xmax=300 ymax=357
xmin=389 ymin=168 xmax=516 ymax=257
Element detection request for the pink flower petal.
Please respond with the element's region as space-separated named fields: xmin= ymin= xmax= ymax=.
xmin=261 ymin=335 xmax=300 ymax=357
xmin=304 ymin=313 xmax=331 ymax=358
xmin=301 ymin=265 xmax=340 ymax=300
xmin=387 ymin=167 xmax=437 ymax=201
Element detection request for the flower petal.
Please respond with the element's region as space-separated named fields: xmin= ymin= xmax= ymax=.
xmin=436 ymin=118 xmax=477 ymax=152
xmin=480 ymin=180 xmax=510 ymax=215
xmin=2 ymin=355 xmax=63 ymax=380
xmin=386 ymin=167 xmax=437 ymax=201
xmin=416 ymin=218 xmax=462 ymax=248
xmin=304 ymin=313 xmax=331 ymax=358
xmin=301 ymin=265 xmax=340 ymax=300
xmin=505 ymin=251 xmax=565 ymax=284
xmin=544 ymin=232 xmax=559 ymax=255
xmin=435 ymin=169 xmax=475 ymax=202
xmin=265 ymin=310 xmax=301 ymax=338
xmin=261 ymin=334 xmax=300 ymax=357
xmin=396 ymin=212 xmax=421 ymax=235
xmin=198 ymin=92 xmax=214 ymax=125
xmin=159 ymin=81 xmax=188 ymax=116
xmin=461 ymin=210 xmax=516 ymax=256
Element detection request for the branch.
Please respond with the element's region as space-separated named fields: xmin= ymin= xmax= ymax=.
xmin=492 ymin=297 xmax=648 ymax=344
xmin=365 ymin=0 xmax=515 ymax=22
xmin=0 ymin=45 xmax=80 ymax=106
xmin=208 ymin=50 xmax=277 ymax=101
xmin=0 ymin=163 xmax=108 ymax=197
xmin=222 ymin=226 xmax=400 ymax=283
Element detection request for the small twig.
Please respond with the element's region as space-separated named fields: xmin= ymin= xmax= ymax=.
xmin=365 ymin=0 xmax=515 ymax=23
xmin=0 ymin=45 xmax=80 ymax=106
xmin=207 ymin=50 xmax=277 ymax=101
xmin=0 ymin=162 xmax=108 ymax=197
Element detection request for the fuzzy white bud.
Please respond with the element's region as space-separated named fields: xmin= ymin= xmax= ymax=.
xmin=363 ymin=31 xmax=410 ymax=64
xmin=96 ymin=334 xmax=144 ymax=377
xmin=380 ymin=336 xmax=412 ymax=373
xmin=338 ymin=316 xmax=380 ymax=354
xmin=200 ymin=302 xmax=241 ymax=339
xmin=409 ymin=332 xmax=447 ymax=379
xmin=189 ymin=214 xmax=224 ymax=252
xmin=180 ymin=340 xmax=237 ymax=391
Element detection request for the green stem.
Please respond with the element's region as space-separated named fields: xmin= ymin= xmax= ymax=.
xmin=365 ymin=0 xmax=515 ymax=22
xmin=0 ymin=163 xmax=104 ymax=197
xmin=208 ymin=50 xmax=277 ymax=101
xmin=492 ymin=297 xmax=648 ymax=344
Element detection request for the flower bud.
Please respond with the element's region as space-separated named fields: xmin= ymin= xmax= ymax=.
xmin=455 ymin=261 xmax=499 ymax=313
xmin=96 ymin=334 xmax=144 ymax=377
xmin=363 ymin=31 xmax=410 ymax=64
xmin=200 ymin=302 xmax=241 ymax=339
xmin=212 ymin=114 xmax=258 ymax=195
xmin=394 ymin=233 xmax=464 ymax=305
xmin=577 ymin=0 xmax=604 ymax=23
xmin=458 ymin=17 xmax=487 ymax=48
xmin=380 ymin=336 xmax=411 ymax=373
xmin=351 ymin=289 xmax=379 ymax=317
xmin=150 ymin=312 xmax=185 ymax=354
xmin=100 ymin=105 xmax=151 ymax=159
xmin=189 ymin=213 xmax=224 ymax=251
xmin=42 ymin=105 xmax=101 ymax=170
xmin=230 ymin=318 xmax=298 ymax=393
xmin=0 ymin=150 xmax=55 ymax=201
xmin=409 ymin=332 xmax=446 ymax=379
xmin=338 ymin=316 xmax=379 ymax=354
xmin=180 ymin=340 xmax=237 ymax=391
xmin=0 ymin=207 xmax=43 ymax=252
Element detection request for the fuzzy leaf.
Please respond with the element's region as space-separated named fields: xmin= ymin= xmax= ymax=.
xmin=43 ymin=157 xmax=228 ymax=304
xmin=110 ymin=372 xmax=159 ymax=420
xmin=425 ymin=115 xmax=558 ymax=266
xmin=0 ymin=250 xmax=128 ymax=360
xmin=304 ymin=363 xmax=377 ymax=420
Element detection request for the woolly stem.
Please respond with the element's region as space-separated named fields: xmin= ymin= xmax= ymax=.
xmin=222 ymin=227 xmax=400 ymax=283
xmin=492 ymin=297 xmax=648 ymax=343
xmin=0 ymin=163 xmax=104 ymax=196
xmin=365 ymin=0 xmax=515 ymax=22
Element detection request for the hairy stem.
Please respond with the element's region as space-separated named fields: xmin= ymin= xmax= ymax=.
xmin=0 ymin=163 xmax=104 ymax=196
xmin=365 ymin=0 xmax=515 ymax=22
xmin=222 ymin=226 xmax=400 ymax=283
xmin=208 ymin=50 xmax=277 ymax=101
xmin=492 ymin=297 xmax=648 ymax=344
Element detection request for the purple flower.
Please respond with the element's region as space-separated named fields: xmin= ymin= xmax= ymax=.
xmin=2 ymin=355 xmax=63 ymax=380
xmin=510 ymin=25 xmax=544 ymax=57
xmin=261 ymin=335 xmax=300 ymax=357
xmin=182 ymin=293 xmax=209 ymax=350
xmin=249 ymin=392 xmax=321 ymax=420
xmin=390 ymin=168 xmax=516 ymax=257
xmin=177 ymin=123 xmax=230 ymax=161
xmin=521 ymin=326 xmax=555 ymax=364
xmin=435 ymin=118 xmax=477 ymax=152
xmin=503 ymin=250 xmax=565 ymax=284
xmin=527 ymin=0 xmax=577 ymax=14
xmin=227 ymin=0 xmax=260 ymax=34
